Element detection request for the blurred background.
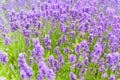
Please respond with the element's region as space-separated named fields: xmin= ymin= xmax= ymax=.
xmin=0 ymin=0 xmax=120 ymax=27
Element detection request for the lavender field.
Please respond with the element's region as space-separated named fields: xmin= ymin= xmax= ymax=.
xmin=0 ymin=0 xmax=120 ymax=80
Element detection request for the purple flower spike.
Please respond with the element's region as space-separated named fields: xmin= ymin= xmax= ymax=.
xmin=105 ymin=52 xmax=120 ymax=67
xmin=63 ymin=47 xmax=70 ymax=54
xmin=44 ymin=34 xmax=51 ymax=49
xmin=47 ymin=55 xmax=54 ymax=67
xmin=80 ymin=76 xmax=84 ymax=80
xmin=84 ymin=56 xmax=88 ymax=65
xmin=109 ymin=74 xmax=115 ymax=80
xmin=69 ymin=54 xmax=76 ymax=64
xmin=52 ymin=60 xmax=59 ymax=71
xmin=91 ymin=42 xmax=103 ymax=63
xmin=81 ymin=66 xmax=86 ymax=74
xmin=33 ymin=38 xmax=44 ymax=57
xmin=98 ymin=58 xmax=104 ymax=66
xmin=0 ymin=50 xmax=8 ymax=65
xmin=75 ymin=61 xmax=82 ymax=68
xmin=75 ymin=44 xmax=81 ymax=53
xmin=69 ymin=72 xmax=77 ymax=80
xmin=99 ymin=65 xmax=105 ymax=73
xmin=54 ymin=47 xmax=60 ymax=54
xmin=18 ymin=53 xmax=33 ymax=79
xmin=4 ymin=36 xmax=11 ymax=45
xmin=70 ymin=30 xmax=75 ymax=40
xmin=58 ymin=54 xmax=64 ymax=65
xmin=101 ymin=72 xmax=108 ymax=78
xmin=47 ymin=69 xmax=55 ymax=80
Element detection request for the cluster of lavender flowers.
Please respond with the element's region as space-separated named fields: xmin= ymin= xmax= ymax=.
xmin=0 ymin=0 xmax=120 ymax=80
xmin=0 ymin=24 xmax=11 ymax=45
xmin=30 ymin=38 xmax=55 ymax=80
xmin=44 ymin=34 xmax=51 ymax=49
xmin=18 ymin=53 xmax=32 ymax=79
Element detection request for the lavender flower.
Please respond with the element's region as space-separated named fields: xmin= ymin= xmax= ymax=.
xmin=54 ymin=47 xmax=60 ymax=54
xmin=80 ymin=76 xmax=84 ymax=80
xmin=69 ymin=54 xmax=76 ymax=64
xmin=110 ymin=65 xmax=116 ymax=71
xmin=58 ymin=54 xmax=64 ymax=65
xmin=61 ymin=34 xmax=67 ymax=42
xmin=69 ymin=72 xmax=77 ymax=80
xmin=84 ymin=56 xmax=88 ymax=65
xmin=105 ymin=54 xmax=113 ymax=67
xmin=98 ymin=58 xmax=104 ymax=66
xmin=47 ymin=69 xmax=55 ymax=80
xmin=75 ymin=61 xmax=82 ymax=68
xmin=0 ymin=50 xmax=8 ymax=65
xmin=56 ymin=38 xmax=62 ymax=46
xmin=108 ymin=35 xmax=118 ymax=52
xmin=99 ymin=65 xmax=105 ymax=73
xmin=18 ymin=53 xmax=33 ymax=79
xmin=101 ymin=72 xmax=108 ymax=78
xmin=109 ymin=74 xmax=116 ymax=80
xmin=37 ymin=56 xmax=55 ymax=80
xmin=4 ymin=36 xmax=11 ymax=45
xmin=105 ymin=52 xmax=120 ymax=67
xmin=81 ymin=66 xmax=86 ymax=74
xmin=75 ymin=43 xmax=81 ymax=54
xmin=52 ymin=60 xmax=59 ymax=72
xmin=70 ymin=30 xmax=75 ymax=40
xmin=33 ymin=38 xmax=44 ymax=57
xmin=47 ymin=55 xmax=55 ymax=67
xmin=75 ymin=40 xmax=89 ymax=54
xmin=91 ymin=42 xmax=103 ymax=63
xmin=62 ymin=47 xmax=70 ymax=54
xmin=117 ymin=63 xmax=120 ymax=69
xmin=44 ymin=34 xmax=51 ymax=49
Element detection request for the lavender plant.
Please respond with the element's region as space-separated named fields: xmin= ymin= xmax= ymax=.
xmin=0 ymin=0 xmax=120 ymax=80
